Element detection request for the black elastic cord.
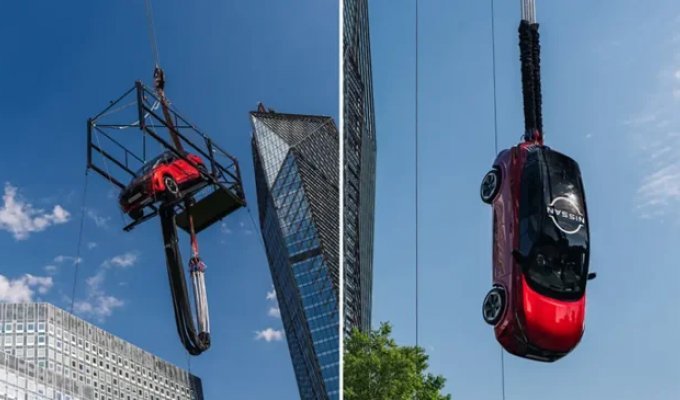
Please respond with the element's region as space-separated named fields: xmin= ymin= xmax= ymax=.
xmin=518 ymin=20 xmax=543 ymax=141
xmin=531 ymin=23 xmax=543 ymax=135
xmin=519 ymin=20 xmax=537 ymax=138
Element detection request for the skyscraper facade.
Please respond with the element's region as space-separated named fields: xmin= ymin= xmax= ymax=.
xmin=343 ymin=0 xmax=376 ymax=333
xmin=0 ymin=303 xmax=202 ymax=400
xmin=251 ymin=109 xmax=340 ymax=400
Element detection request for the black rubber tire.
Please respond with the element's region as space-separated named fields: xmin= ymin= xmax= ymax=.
xmin=129 ymin=208 xmax=143 ymax=221
xmin=480 ymin=169 xmax=501 ymax=204
xmin=482 ymin=287 xmax=505 ymax=326
xmin=163 ymin=175 xmax=180 ymax=199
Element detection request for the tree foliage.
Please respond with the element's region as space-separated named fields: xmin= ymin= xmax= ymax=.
xmin=344 ymin=322 xmax=452 ymax=400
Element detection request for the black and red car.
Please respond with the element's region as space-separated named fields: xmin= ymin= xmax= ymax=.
xmin=480 ymin=140 xmax=595 ymax=362
xmin=119 ymin=150 xmax=207 ymax=220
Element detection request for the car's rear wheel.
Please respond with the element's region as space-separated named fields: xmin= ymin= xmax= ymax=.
xmin=482 ymin=287 xmax=505 ymax=326
xmin=163 ymin=175 xmax=180 ymax=199
xmin=129 ymin=208 xmax=143 ymax=221
xmin=480 ymin=169 xmax=501 ymax=204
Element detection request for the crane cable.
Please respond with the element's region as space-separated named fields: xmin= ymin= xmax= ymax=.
xmin=489 ymin=2 xmax=506 ymax=399
xmin=144 ymin=0 xmax=161 ymax=67
xmin=143 ymin=0 xmax=210 ymax=355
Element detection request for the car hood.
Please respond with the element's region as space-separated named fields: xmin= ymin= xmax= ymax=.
xmin=521 ymin=276 xmax=585 ymax=353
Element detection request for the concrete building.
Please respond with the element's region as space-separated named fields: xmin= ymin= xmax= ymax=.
xmin=0 ymin=303 xmax=202 ymax=400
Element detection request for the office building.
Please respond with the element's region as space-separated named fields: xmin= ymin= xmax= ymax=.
xmin=343 ymin=0 xmax=376 ymax=332
xmin=251 ymin=108 xmax=339 ymax=400
xmin=0 ymin=303 xmax=202 ymax=400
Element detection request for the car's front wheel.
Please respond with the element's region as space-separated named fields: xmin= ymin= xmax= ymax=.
xmin=163 ymin=175 xmax=180 ymax=199
xmin=480 ymin=169 xmax=501 ymax=204
xmin=482 ymin=287 xmax=505 ymax=326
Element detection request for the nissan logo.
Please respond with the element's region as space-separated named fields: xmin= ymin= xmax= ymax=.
xmin=546 ymin=196 xmax=586 ymax=234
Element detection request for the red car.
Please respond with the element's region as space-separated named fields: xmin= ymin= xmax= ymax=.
xmin=119 ymin=150 xmax=206 ymax=220
xmin=480 ymin=140 xmax=595 ymax=362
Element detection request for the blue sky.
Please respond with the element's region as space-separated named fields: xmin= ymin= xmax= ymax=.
xmin=370 ymin=0 xmax=679 ymax=399
xmin=0 ymin=1 xmax=337 ymax=399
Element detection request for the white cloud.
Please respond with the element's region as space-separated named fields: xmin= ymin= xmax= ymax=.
xmin=627 ymin=49 xmax=680 ymax=220
xmin=102 ymin=252 xmax=138 ymax=269
xmin=0 ymin=184 xmax=70 ymax=240
xmin=73 ymin=269 xmax=124 ymax=322
xmin=54 ymin=255 xmax=82 ymax=265
xmin=86 ymin=209 xmax=110 ymax=228
xmin=73 ymin=252 xmax=136 ymax=321
xmin=268 ymin=307 xmax=281 ymax=318
xmin=87 ymin=242 xmax=98 ymax=250
xmin=74 ymin=296 xmax=124 ymax=321
xmin=254 ymin=328 xmax=284 ymax=342
xmin=0 ymin=274 xmax=53 ymax=302
xmin=266 ymin=288 xmax=277 ymax=301
xmin=44 ymin=265 xmax=58 ymax=275
xmin=239 ymin=221 xmax=254 ymax=235
xmin=45 ymin=255 xmax=82 ymax=275
xmin=220 ymin=222 xmax=233 ymax=235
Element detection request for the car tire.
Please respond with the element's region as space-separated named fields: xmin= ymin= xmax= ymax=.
xmin=129 ymin=208 xmax=143 ymax=221
xmin=482 ymin=287 xmax=505 ymax=326
xmin=480 ymin=169 xmax=501 ymax=204
xmin=163 ymin=175 xmax=180 ymax=199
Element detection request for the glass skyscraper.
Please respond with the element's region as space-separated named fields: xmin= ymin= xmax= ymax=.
xmin=251 ymin=108 xmax=339 ymax=400
xmin=343 ymin=0 xmax=376 ymax=333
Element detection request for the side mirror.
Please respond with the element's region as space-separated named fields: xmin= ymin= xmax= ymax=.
xmin=587 ymin=272 xmax=597 ymax=281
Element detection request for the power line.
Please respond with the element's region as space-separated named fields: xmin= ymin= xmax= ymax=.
xmin=501 ymin=347 xmax=506 ymax=400
xmin=69 ymin=170 xmax=89 ymax=314
xmin=491 ymin=2 xmax=506 ymax=399
xmin=491 ymin=0 xmax=499 ymax=155
xmin=414 ymin=0 xmax=420 ymax=350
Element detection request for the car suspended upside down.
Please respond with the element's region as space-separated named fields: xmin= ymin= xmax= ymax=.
xmin=119 ymin=150 xmax=208 ymax=220
xmin=479 ymin=134 xmax=596 ymax=362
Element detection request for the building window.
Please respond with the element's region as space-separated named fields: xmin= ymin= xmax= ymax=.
xmin=16 ymin=323 xmax=23 ymax=333
xmin=38 ymin=335 xmax=46 ymax=345
xmin=4 ymin=323 xmax=12 ymax=333
xmin=27 ymin=323 xmax=35 ymax=332
xmin=38 ymin=322 xmax=46 ymax=332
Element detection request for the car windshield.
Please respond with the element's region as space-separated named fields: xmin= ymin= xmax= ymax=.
xmin=135 ymin=152 xmax=173 ymax=176
xmin=518 ymin=148 xmax=589 ymax=300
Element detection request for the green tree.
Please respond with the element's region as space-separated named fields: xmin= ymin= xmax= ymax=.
xmin=344 ymin=322 xmax=452 ymax=400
